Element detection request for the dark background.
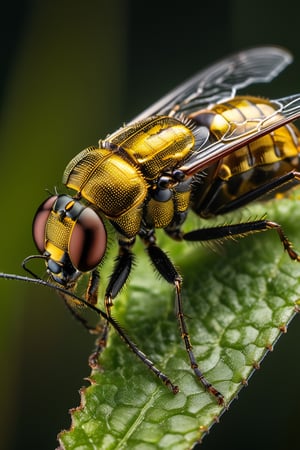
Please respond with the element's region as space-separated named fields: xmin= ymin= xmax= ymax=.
xmin=1 ymin=1 xmax=300 ymax=449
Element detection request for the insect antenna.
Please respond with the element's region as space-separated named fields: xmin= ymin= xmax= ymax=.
xmin=22 ymin=254 xmax=48 ymax=279
xmin=0 ymin=271 xmax=179 ymax=394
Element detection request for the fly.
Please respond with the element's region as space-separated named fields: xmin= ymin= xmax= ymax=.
xmin=3 ymin=46 xmax=300 ymax=405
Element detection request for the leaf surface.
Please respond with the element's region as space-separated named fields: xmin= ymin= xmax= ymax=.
xmin=59 ymin=196 xmax=300 ymax=450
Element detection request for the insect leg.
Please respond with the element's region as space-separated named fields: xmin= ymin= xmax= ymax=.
xmin=143 ymin=230 xmax=224 ymax=404
xmin=183 ymin=219 xmax=300 ymax=261
xmin=88 ymin=239 xmax=179 ymax=391
xmin=104 ymin=238 xmax=135 ymax=316
xmin=89 ymin=320 xmax=110 ymax=369
xmin=85 ymin=269 xmax=111 ymax=369
xmin=60 ymin=290 xmax=97 ymax=332
xmin=90 ymin=241 xmax=135 ymax=369
xmin=208 ymin=170 xmax=300 ymax=216
xmin=86 ymin=269 xmax=100 ymax=305
xmin=51 ymin=270 xmax=108 ymax=368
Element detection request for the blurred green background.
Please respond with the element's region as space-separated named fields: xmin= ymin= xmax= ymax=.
xmin=1 ymin=1 xmax=300 ymax=449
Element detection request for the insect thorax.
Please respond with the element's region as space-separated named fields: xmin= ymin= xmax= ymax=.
xmin=63 ymin=116 xmax=194 ymax=237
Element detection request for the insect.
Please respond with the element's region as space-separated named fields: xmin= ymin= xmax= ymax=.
xmin=4 ymin=46 xmax=300 ymax=405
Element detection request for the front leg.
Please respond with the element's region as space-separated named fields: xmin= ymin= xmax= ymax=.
xmin=89 ymin=238 xmax=135 ymax=369
xmin=104 ymin=237 xmax=136 ymax=315
xmin=90 ymin=234 xmax=179 ymax=392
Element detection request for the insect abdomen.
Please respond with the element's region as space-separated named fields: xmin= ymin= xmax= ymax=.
xmin=190 ymin=96 xmax=300 ymax=217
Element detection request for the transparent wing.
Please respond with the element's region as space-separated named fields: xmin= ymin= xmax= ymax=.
xmin=131 ymin=46 xmax=292 ymax=122
xmin=179 ymin=94 xmax=300 ymax=176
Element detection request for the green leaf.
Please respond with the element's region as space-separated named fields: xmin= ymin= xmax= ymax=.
xmin=58 ymin=196 xmax=300 ymax=450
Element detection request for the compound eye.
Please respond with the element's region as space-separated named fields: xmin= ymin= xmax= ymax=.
xmin=32 ymin=196 xmax=58 ymax=253
xmin=69 ymin=207 xmax=107 ymax=272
